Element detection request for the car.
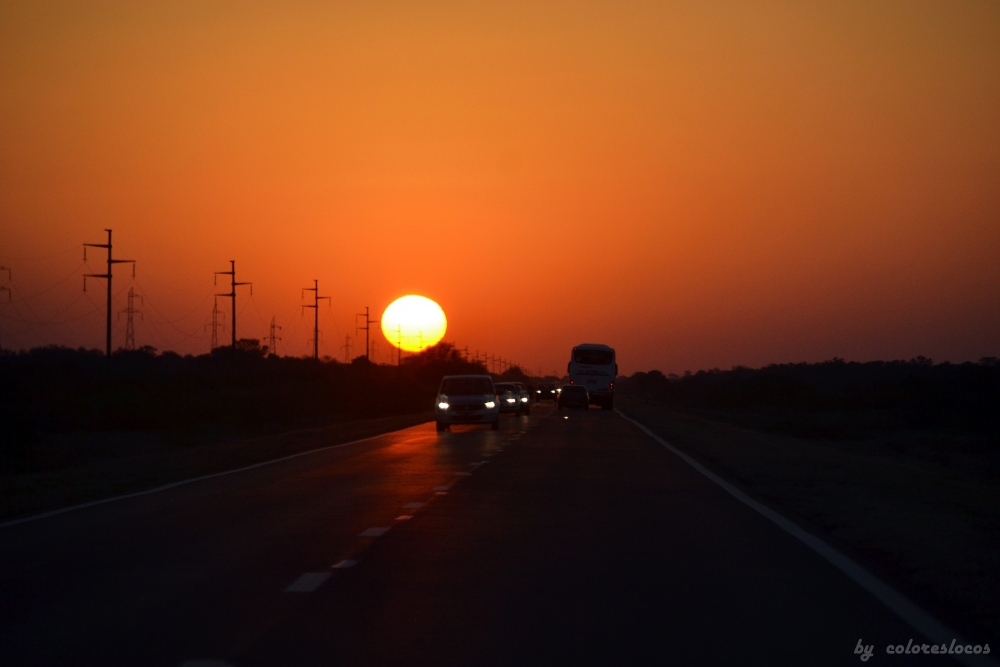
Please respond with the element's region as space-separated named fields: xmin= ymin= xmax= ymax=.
xmin=435 ymin=375 xmax=500 ymax=431
xmin=557 ymin=384 xmax=589 ymax=410
xmin=494 ymin=382 xmax=525 ymax=416
xmin=513 ymin=382 xmax=531 ymax=415
xmin=535 ymin=382 xmax=558 ymax=402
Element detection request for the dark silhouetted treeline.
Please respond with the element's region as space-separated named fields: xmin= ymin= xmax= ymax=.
xmin=620 ymin=358 xmax=1000 ymax=439
xmin=0 ymin=342 xmax=487 ymax=465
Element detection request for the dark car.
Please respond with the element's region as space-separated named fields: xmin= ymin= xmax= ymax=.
xmin=494 ymin=382 xmax=526 ymax=416
xmin=435 ymin=375 xmax=500 ymax=431
xmin=557 ymin=384 xmax=589 ymax=410
xmin=513 ymin=382 xmax=531 ymax=416
xmin=535 ymin=382 xmax=558 ymax=402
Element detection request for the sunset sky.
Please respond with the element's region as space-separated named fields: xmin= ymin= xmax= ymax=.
xmin=1 ymin=1 xmax=998 ymax=375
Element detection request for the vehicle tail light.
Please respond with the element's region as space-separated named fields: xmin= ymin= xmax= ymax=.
xmin=609 ymin=382 xmax=614 ymax=390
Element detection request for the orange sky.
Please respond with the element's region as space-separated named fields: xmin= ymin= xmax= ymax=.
xmin=2 ymin=1 xmax=998 ymax=374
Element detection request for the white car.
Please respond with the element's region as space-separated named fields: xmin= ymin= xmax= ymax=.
xmin=435 ymin=375 xmax=500 ymax=431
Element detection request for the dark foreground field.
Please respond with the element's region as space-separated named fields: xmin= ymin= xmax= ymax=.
xmin=0 ymin=342 xmax=510 ymax=520
xmin=617 ymin=359 xmax=1000 ymax=641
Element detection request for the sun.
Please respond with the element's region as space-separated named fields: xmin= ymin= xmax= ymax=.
xmin=381 ymin=295 xmax=448 ymax=352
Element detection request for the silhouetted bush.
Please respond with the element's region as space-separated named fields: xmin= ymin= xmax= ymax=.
xmin=0 ymin=343 xmax=487 ymax=466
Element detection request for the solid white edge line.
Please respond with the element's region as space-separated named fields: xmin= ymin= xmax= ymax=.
xmin=615 ymin=409 xmax=996 ymax=667
xmin=0 ymin=423 xmax=429 ymax=530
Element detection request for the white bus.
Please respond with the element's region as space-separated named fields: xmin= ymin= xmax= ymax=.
xmin=566 ymin=343 xmax=617 ymax=410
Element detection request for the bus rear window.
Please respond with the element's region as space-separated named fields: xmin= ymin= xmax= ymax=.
xmin=573 ymin=350 xmax=614 ymax=365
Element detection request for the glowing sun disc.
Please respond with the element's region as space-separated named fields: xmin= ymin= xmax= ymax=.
xmin=381 ymin=295 xmax=447 ymax=352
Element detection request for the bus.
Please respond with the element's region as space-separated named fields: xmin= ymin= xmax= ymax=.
xmin=566 ymin=343 xmax=617 ymax=410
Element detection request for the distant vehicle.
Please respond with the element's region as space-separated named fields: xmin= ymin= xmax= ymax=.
xmin=494 ymin=382 xmax=525 ymax=416
xmin=435 ymin=375 xmax=500 ymax=431
xmin=535 ymin=382 xmax=558 ymax=402
xmin=513 ymin=382 xmax=531 ymax=416
xmin=567 ymin=343 xmax=617 ymax=410
xmin=557 ymin=384 xmax=589 ymax=410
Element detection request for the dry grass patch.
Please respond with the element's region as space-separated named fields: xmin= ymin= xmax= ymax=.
xmin=618 ymin=397 xmax=1000 ymax=639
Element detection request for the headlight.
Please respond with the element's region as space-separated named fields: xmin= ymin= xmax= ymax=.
xmin=506 ymin=398 xmax=516 ymax=403
xmin=485 ymin=401 xmax=496 ymax=408
xmin=438 ymin=402 xmax=449 ymax=410
xmin=521 ymin=397 xmax=528 ymax=402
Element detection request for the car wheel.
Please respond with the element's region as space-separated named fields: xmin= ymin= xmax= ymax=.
xmin=491 ymin=419 xmax=500 ymax=430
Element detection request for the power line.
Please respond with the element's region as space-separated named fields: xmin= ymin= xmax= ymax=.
xmin=355 ymin=306 xmax=377 ymax=362
xmin=213 ymin=260 xmax=251 ymax=348
xmin=302 ymin=279 xmax=331 ymax=360
xmin=83 ymin=229 xmax=135 ymax=363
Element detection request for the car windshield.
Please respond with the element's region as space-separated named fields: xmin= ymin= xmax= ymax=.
xmin=494 ymin=384 xmax=517 ymax=394
xmin=539 ymin=383 xmax=554 ymax=390
xmin=562 ymin=386 xmax=587 ymax=395
xmin=573 ymin=349 xmax=614 ymax=365
xmin=440 ymin=378 xmax=493 ymax=395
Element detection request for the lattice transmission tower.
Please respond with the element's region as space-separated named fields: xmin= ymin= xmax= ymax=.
xmin=117 ymin=287 xmax=143 ymax=351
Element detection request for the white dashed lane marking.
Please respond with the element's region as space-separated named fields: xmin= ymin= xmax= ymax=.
xmin=403 ymin=502 xmax=426 ymax=509
xmin=435 ymin=491 xmax=448 ymax=495
xmin=359 ymin=527 xmax=389 ymax=538
xmin=453 ymin=472 xmax=472 ymax=477
xmin=332 ymin=559 xmax=358 ymax=569
xmin=284 ymin=572 xmax=331 ymax=593
xmin=396 ymin=515 xmax=413 ymax=521
xmin=433 ymin=485 xmax=450 ymax=491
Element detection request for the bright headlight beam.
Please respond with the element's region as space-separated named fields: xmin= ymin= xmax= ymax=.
xmin=485 ymin=401 xmax=496 ymax=408
xmin=438 ymin=402 xmax=449 ymax=410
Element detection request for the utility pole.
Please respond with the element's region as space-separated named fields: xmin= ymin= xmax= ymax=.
xmin=342 ymin=334 xmax=352 ymax=362
xmin=355 ymin=307 xmax=377 ymax=362
xmin=267 ymin=316 xmax=281 ymax=356
xmin=0 ymin=266 xmax=10 ymax=356
xmin=206 ymin=297 xmax=227 ymax=351
xmin=301 ymin=279 xmax=330 ymax=360
xmin=214 ymin=260 xmax=251 ymax=348
xmin=117 ymin=287 xmax=143 ymax=351
xmin=84 ymin=229 xmax=135 ymax=363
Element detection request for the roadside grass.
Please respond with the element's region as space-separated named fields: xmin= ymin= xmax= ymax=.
xmin=0 ymin=412 xmax=433 ymax=522
xmin=617 ymin=396 xmax=1000 ymax=640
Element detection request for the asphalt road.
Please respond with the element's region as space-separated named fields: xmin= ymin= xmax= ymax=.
xmin=0 ymin=404 xmax=967 ymax=666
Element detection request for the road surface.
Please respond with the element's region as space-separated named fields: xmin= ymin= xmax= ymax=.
xmin=0 ymin=405 xmax=969 ymax=665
